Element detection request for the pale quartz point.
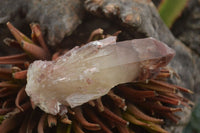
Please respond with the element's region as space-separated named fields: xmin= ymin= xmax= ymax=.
xmin=25 ymin=36 xmax=175 ymax=115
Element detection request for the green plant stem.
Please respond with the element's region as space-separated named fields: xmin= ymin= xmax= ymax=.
xmin=56 ymin=121 xmax=71 ymax=133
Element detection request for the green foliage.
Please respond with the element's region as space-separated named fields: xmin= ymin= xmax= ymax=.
xmin=0 ymin=116 xmax=4 ymax=124
xmin=56 ymin=122 xmax=71 ymax=133
xmin=159 ymin=0 xmax=188 ymax=27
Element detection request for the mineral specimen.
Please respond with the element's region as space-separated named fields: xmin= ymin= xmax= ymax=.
xmin=25 ymin=37 xmax=175 ymax=115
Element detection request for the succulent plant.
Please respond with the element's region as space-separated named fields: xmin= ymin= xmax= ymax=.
xmin=0 ymin=22 xmax=193 ymax=133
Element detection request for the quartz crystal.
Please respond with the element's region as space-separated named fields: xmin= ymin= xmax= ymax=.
xmin=25 ymin=37 xmax=175 ymax=115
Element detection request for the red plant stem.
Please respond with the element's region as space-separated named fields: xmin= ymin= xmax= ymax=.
xmin=73 ymin=121 xmax=85 ymax=133
xmin=27 ymin=111 xmax=42 ymax=133
xmin=88 ymin=100 xmax=95 ymax=107
xmin=0 ymin=68 xmax=12 ymax=74
xmin=21 ymin=40 xmax=49 ymax=60
xmin=30 ymin=99 xmax=36 ymax=109
xmin=0 ymin=73 xmax=12 ymax=80
xmin=129 ymin=129 xmax=136 ymax=133
xmin=160 ymin=68 xmax=170 ymax=73
xmin=135 ymin=83 xmax=176 ymax=93
xmin=150 ymin=79 xmax=176 ymax=89
xmin=101 ymin=107 xmax=128 ymax=126
xmin=150 ymin=95 xmax=180 ymax=105
xmin=0 ymin=81 xmax=20 ymax=88
xmin=19 ymin=101 xmax=31 ymax=111
xmin=173 ymin=84 xmax=193 ymax=94
xmin=114 ymin=108 xmax=130 ymax=133
xmin=155 ymin=72 xmax=170 ymax=78
xmin=15 ymin=87 xmax=28 ymax=111
xmin=117 ymin=85 xmax=156 ymax=99
xmin=181 ymin=101 xmax=192 ymax=109
xmin=67 ymin=107 xmax=75 ymax=115
xmin=0 ymin=88 xmax=19 ymax=98
xmin=112 ymin=30 xmax=122 ymax=36
xmin=7 ymin=22 xmax=33 ymax=44
xmin=73 ymin=107 xmax=101 ymax=131
xmin=61 ymin=117 xmax=72 ymax=124
xmin=138 ymin=101 xmax=182 ymax=113
xmin=2 ymin=98 xmax=14 ymax=108
xmin=52 ymin=52 xmax=60 ymax=60
xmin=159 ymin=92 xmax=193 ymax=107
xmin=95 ymin=98 xmax=104 ymax=112
xmin=52 ymin=49 xmax=69 ymax=61
xmin=0 ymin=88 xmax=14 ymax=94
xmin=13 ymin=70 xmax=27 ymax=79
xmin=159 ymin=92 xmax=190 ymax=103
xmin=0 ymin=113 xmax=24 ymax=133
xmin=0 ymin=53 xmax=27 ymax=61
xmin=162 ymin=112 xmax=180 ymax=123
xmin=23 ymin=62 xmax=30 ymax=69
xmin=127 ymin=103 xmax=163 ymax=123
xmin=30 ymin=23 xmax=50 ymax=58
xmin=6 ymin=102 xmax=31 ymax=118
xmin=87 ymin=28 xmax=104 ymax=43
xmin=117 ymin=125 xmax=130 ymax=133
xmin=85 ymin=107 xmax=112 ymax=133
xmin=47 ymin=115 xmax=57 ymax=127
xmin=0 ymin=108 xmax=14 ymax=115
xmin=19 ymin=112 xmax=30 ymax=133
xmin=38 ymin=113 xmax=47 ymax=133
xmin=106 ymin=118 xmax=116 ymax=129
xmin=0 ymin=60 xmax=27 ymax=65
xmin=131 ymin=98 xmax=147 ymax=103
xmin=108 ymin=91 xmax=127 ymax=110
xmin=159 ymin=92 xmax=182 ymax=99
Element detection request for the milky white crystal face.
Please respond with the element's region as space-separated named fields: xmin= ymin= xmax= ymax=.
xmin=25 ymin=36 xmax=175 ymax=115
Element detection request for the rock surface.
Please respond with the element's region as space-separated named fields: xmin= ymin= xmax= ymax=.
xmin=0 ymin=0 xmax=199 ymax=132
xmin=84 ymin=0 xmax=175 ymax=44
xmin=171 ymin=1 xmax=200 ymax=131
xmin=171 ymin=0 xmax=200 ymax=102
xmin=172 ymin=0 xmax=200 ymax=55
xmin=0 ymin=0 xmax=84 ymax=46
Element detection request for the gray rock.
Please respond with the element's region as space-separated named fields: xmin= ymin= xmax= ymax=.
xmin=0 ymin=0 xmax=84 ymax=46
xmin=172 ymin=0 xmax=200 ymax=102
xmin=84 ymin=0 xmax=175 ymax=44
xmin=172 ymin=0 xmax=200 ymax=55
xmin=26 ymin=0 xmax=84 ymax=46
xmin=0 ymin=0 xmax=23 ymax=23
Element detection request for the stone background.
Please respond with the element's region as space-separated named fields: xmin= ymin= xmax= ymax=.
xmin=0 ymin=0 xmax=200 ymax=132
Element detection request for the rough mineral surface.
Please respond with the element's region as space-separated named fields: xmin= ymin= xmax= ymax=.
xmin=84 ymin=0 xmax=175 ymax=45
xmin=25 ymin=37 xmax=175 ymax=115
xmin=0 ymin=0 xmax=84 ymax=46
xmin=172 ymin=0 xmax=200 ymax=55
